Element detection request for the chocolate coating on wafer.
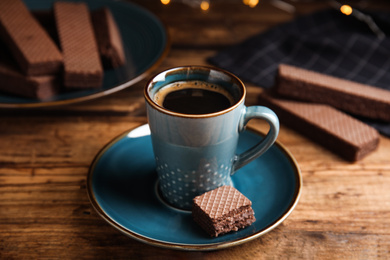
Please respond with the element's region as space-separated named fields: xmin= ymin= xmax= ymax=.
xmin=259 ymin=92 xmax=379 ymax=161
xmin=192 ymin=186 xmax=256 ymax=237
xmin=54 ymin=2 xmax=103 ymax=88
xmin=275 ymin=64 xmax=390 ymax=122
xmin=0 ymin=0 xmax=63 ymax=76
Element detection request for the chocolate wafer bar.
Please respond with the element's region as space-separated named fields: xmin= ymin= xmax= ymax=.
xmin=0 ymin=66 xmax=58 ymax=100
xmin=258 ymin=93 xmax=379 ymax=161
xmin=54 ymin=2 xmax=103 ymax=88
xmin=0 ymin=42 xmax=58 ymax=100
xmin=92 ymin=8 xmax=126 ymax=68
xmin=192 ymin=186 xmax=256 ymax=237
xmin=0 ymin=0 xmax=63 ymax=76
xmin=275 ymin=64 xmax=390 ymax=122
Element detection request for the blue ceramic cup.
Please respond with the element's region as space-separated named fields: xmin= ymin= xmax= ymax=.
xmin=145 ymin=66 xmax=279 ymax=210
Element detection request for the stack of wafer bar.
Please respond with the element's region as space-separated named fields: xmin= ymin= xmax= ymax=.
xmin=0 ymin=41 xmax=59 ymax=100
xmin=275 ymin=64 xmax=390 ymax=122
xmin=92 ymin=8 xmax=126 ymax=69
xmin=0 ymin=0 xmax=61 ymax=100
xmin=192 ymin=186 xmax=256 ymax=237
xmin=259 ymin=63 xmax=385 ymax=161
xmin=0 ymin=0 xmax=126 ymax=100
xmin=54 ymin=2 xmax=103 ymax=88
xmin=259 ymin=93 xmax=379 ymax=161
xmin=0 ymin=0 xmax=63 ymax=76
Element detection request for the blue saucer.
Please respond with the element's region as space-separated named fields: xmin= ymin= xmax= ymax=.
xmin=87 ymin=124 xmax=302 ymax=251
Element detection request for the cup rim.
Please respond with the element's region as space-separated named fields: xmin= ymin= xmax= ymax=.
xmin=144 ymin=65 xmax=246 ymax=118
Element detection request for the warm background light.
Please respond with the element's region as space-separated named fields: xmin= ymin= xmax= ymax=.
xmin=243 ymin=0 xmax=259 ymax=8
xmin=249 ymin=0 xmax=259 ymax=8
xmin=200 ymin=1 xmax=209 ymax=11
xmin=161 ymin=0 xmax=170 ymax=5
xmin=340 ymin=5 xmax=353 ymax=15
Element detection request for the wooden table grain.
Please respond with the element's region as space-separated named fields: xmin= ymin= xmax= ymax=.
xmin=1 ymin=1 xmax=390 ymax=259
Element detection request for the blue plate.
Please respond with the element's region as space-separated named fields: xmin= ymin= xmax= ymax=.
xmin=87 ymin=124 xmax=302 ymax=251
xmin=0 ymin=0 xmax=169 ymax=108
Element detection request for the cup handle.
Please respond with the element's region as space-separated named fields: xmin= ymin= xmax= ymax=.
xmin=232 ymin=106 xmax=279 ymax=173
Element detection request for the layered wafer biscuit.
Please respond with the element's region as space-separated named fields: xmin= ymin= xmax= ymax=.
xmin=92 ymin=8 xmax=126 ymax=68
xmin=192 ymin=186 xmax=256 ymax=237
xmin=258 ymin=93 xmax=380 ymax=161
xmin=0 ymin=67 xmax=58 ymax=100
xmin=0 ymin=0 xmax=63 ymax=76
xmin=54 ymin=2 xmax=103 ymax=88
xmin=275 ymin=64 xmax=390 ymax=122
xmin=0 ymin=42 xmax=58 ymax=100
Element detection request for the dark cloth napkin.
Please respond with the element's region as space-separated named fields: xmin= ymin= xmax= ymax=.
xmin=208 ymin=8 xmax=390 ymax=137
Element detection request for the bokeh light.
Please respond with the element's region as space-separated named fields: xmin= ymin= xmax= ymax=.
xmin=340 ymin=5 xmax=353 ymax=15
xmin=243 ymin=0 xmax=259 ymax=8
xmin=200 ymin=1 xmax=210 ymax=11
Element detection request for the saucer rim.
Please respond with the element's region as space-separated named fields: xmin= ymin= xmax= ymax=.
xmin=87 ymin=123 xmax=302 ymax=251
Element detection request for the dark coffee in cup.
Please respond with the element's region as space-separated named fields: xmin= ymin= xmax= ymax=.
xmin=153 ymin=81 xmax=235 ymax=114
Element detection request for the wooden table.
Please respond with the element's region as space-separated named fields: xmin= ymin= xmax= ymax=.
xmin=1 ymin=0 xmax=390 ymax=259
